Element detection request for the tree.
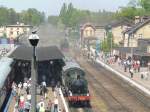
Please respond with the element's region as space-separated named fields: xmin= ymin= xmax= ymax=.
xmin=8 ymin=8 xmax=18 ymax=24
xmin=20 ymin=8 xmax=45 ymax=25
xmin=0 ymin=7 xmax=9 ymax=25
xmin=2 ymin=33 xmax=7 ymax=38
xmin=59 ymin=3 xmax=67 ymax=26
xmin=128 ymin=0 xmax=139 ymax=7
xmin=140 ymin=0 xmax=150 ymax=12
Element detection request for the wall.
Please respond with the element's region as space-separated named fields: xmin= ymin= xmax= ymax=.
xmin=95 ymin=28 xmax=106 ymax=41
xmin=127 ymin=22 xmax=150 ymax=47
xmin=112 ymin=25 xmax=127 ymax=45
xmin=135 ymin=22 xmax=150 ymax=39
xmin=6 ymin=26 xmax=31 ymax=39
xmin=83 ymin=26 xmax=95 ymax=38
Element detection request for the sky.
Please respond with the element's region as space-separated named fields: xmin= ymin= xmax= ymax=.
xmin=0 ymin=0 xmax=130 ymax=16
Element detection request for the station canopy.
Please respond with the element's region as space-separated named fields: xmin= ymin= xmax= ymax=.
xmin=9 ymin=45 xmax=64 ymax=61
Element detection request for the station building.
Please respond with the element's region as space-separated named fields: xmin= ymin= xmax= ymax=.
xmin=0 ymin=23 xmax=33 ymax=39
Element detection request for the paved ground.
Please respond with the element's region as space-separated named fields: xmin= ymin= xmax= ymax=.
xmin=99 ymin=58 xmax=150 ymax=90
xmin=8 ymin=86 xmax=65 ymax=112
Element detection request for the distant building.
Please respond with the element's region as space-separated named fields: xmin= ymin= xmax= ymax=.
xmin=107 ymin=20 xmax=132 ymax=46
xmin=80 ymin=23 xmax=96 ymax=39
xmin=80 ymin=23 xmax=107 ymax=49
xmin=123 ymin=16 xmax=150 ymax=47
xmin=95 ymin=25 xmax=106 ymax=41
xmin=0 ymin=23 xmax=33 ymax=39
xmin=80 ymin=23 xmax=97 ymax=48
xmin=0 ymin=27 xmax=5 ymax=37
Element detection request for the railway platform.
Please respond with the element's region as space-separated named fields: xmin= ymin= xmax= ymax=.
xmin=7 ymin=85 xmax=67 ymax=112
xmin=99 ymin=58 xmax=150 ymax=90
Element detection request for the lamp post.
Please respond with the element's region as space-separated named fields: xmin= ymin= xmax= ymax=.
xmin=28 ymin=30 xmax=39 ymax=112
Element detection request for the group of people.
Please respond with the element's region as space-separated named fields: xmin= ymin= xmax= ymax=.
xmin=0 ymin=48 xmax=9 ymax=57
xmin=122 ymin=59 xmax=141 ymax=78
xmin=12 ymin=78 xmax=32 ymax=112
xmin=12 ymin=78 xmax=61 ymax=112
xmin=100 ymin=54 xmax=142 ymax=78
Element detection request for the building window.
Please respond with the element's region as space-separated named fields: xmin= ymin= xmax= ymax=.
xmin=10 ymin=31 xmax=13 ymax=35
xmin=139 ymin=34 xmax=142 ymax=38
xmin=130 ymin=34 xmax=134 ymax=39
xmin=90 ymin=30 xmax=92 ymax=36
xmin=85 ymin=30 xmax=88 ymax=36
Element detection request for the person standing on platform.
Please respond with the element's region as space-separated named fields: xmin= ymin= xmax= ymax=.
xmin=148 ymin=61 xmax=150 ymax=71
xmin=18 ymin=82 xmax=22 ymax=96
xmin=54 ymin=97 xmax=58 ymax=112
xmin=24 ymin=101 xmax=31 ymax=112
xmin=129 ymin=67 xmax=134 ymax=78
xmin=137 ymin=60 xmax=140 ymax=72
xmin=19 ymin=94 xmax=25 ymax=112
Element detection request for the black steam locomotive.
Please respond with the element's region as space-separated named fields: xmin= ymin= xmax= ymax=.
xmin=62 ymin=59 xmax=90 ymax=105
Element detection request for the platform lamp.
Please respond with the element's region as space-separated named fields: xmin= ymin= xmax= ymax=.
xmin=28 ymin=30 xmax=39 ymax=112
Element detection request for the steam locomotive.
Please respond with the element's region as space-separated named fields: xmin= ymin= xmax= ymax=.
xmin=62 ymin=59 xmax=90 ymax=106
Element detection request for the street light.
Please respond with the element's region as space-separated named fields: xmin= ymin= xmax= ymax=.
xmin=28 ymin=30 xmax=39 ymax=112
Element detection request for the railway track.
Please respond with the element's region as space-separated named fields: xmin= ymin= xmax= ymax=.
xmin=85 ymin=65 xmax=130 ymax=112
xmin=75 ymin=56 xmax=150 ymax=112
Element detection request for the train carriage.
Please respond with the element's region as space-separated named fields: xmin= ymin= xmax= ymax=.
xmin=0 ymin=57 xmax=15 ymax=111
xmin=62 ymin=59 xmax=90 ymax=106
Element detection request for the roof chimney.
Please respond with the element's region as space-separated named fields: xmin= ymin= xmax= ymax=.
xmin=135 ymin=16 xmax=140 ymax=24
xmin=141 ymin=16 xmax=149 ymax=22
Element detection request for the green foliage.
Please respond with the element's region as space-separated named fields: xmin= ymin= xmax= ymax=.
xmin=48 ymin=16 xmax=59 ymax=26
xmin=116 ymin=0 xmax=150 ymax=20
xmin=0 ymin=6 xmax=45 ymax=26
xmin=140 ymin=0 xmax=150 ymax=12
xmin=117 ymin=7 xmax=138 ymax=19
xmin=101 ymin=32 xmax=116 ymax=52
xmin=101 ymin=38 xmax=110 ymax=52
xmin=58 ymin=3 xmax=115 ymax=28
xmin=20 ymin=8 xmax=45 ymax=25
xmin=2 ymin=33 xmax=7 ymax=38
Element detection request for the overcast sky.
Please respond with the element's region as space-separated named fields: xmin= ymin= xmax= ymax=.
xmin=0 ymin=0 xmax=129 ymax=15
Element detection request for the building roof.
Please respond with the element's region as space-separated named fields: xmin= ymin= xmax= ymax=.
xmin=6 ymin=25 xmax=33 ymax=28
xmin=115 ymin=47 xmax=150 ymax=56
xmin=115 ymin=47 xmax=139 ymax=53
xmin=9 ymin=45 xmax=64 ymax=61
xmin=106 ymin=19 xmax=133 ymax=28
xmin=80 ymin=23 xmax=96 ymax=30
xmin=83 ymin=36 xmax=98 ymax=40
xmin=124 ymin=19 xmax=150 ymax=35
